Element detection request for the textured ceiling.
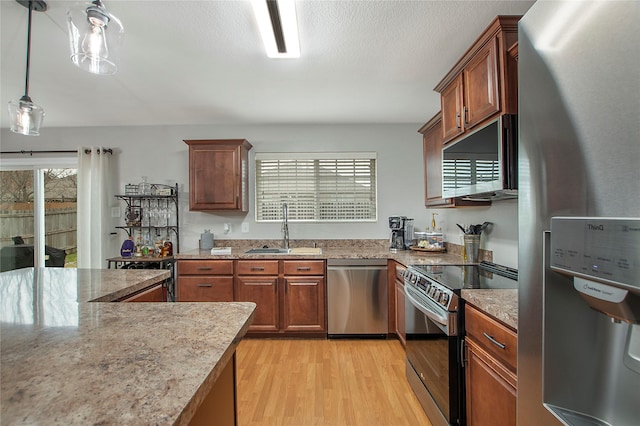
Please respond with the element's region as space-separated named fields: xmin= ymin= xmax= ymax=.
xmin=0 ymin=0 xmax=535 ymax=128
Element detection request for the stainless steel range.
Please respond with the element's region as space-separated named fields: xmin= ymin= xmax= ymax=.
xmin=404 ymin=261 xmax=518 ymax=426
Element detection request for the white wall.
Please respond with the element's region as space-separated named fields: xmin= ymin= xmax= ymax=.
xmin=1 ymin=124 xmax=518 ymax=266
xmin=425 ymin=200 xmax=518 ymax=268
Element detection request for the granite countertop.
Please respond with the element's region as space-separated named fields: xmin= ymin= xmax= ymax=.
xmin=0 ymin=267 xmax=256 ymax=425
xmin=175 ymin=246 xmax=467 ymax=266
xmin=175 ymin=240 xmax=517 ymax=330
xmin=462 ymin=289 xmax=518 ymax=330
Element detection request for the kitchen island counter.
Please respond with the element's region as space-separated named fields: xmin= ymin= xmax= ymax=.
xmin=0 ymin=267 xmax=255 ymax=425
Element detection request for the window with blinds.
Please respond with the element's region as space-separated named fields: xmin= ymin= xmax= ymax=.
xmin=255 ymin=152 xmax=377 ymax=222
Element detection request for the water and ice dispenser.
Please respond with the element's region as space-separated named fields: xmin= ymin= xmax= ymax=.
xmin=544 ymin=217 xmax=640 ymax=426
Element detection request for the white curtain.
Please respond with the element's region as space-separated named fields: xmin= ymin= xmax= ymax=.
xmin=77 ymin=147 xmax=112 ymax=269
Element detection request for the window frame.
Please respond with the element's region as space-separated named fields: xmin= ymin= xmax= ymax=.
xmin=254 ymin=152 xmax=378 ymax=223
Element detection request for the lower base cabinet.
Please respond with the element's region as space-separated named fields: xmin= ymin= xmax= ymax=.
xmin=464 ymin=304 xmax=517 ymax=426
xmin=235 ymin=260 xmax=280 ymax=333
xmin=177 ymin=260 xmax=234 ymax=302
xmin=282 ymin=275 xmax=325 ymax=333
xmin=188 ymin=353 xmax=237 ymax=426
xmin=177 ymin=259 xmax=326 ymax=337
xmin=120 ymin=284 xmax=167 ymax=302
xmin=235 ymin=259 xmax=326 ymax=336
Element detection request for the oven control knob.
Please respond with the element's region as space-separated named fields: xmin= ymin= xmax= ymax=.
xmin=410 ymin=274 xmax=417 ymax=284
xmin=440 ymin=293 xmax=449 ymax=306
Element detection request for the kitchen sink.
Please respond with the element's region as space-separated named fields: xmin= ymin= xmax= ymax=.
xmin=244 ymin=248 xmax=292 ymax=254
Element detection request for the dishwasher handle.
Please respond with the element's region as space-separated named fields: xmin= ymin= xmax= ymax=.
xmin=327 ymin=258 xmax=388 ymax=268
xmin=327 ymin=265 xmax=388 ymax=271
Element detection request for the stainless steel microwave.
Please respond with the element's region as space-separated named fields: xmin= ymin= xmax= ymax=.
xmin=441 ymin=114 xmax=518 ymax=200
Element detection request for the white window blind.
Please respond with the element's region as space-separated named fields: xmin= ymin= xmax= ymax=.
xmin=255 ymin=152 xmax=377 ymax=222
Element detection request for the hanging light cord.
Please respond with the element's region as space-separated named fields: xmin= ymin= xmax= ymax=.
xmin=22 ymin=1 xmax=34 ymax=99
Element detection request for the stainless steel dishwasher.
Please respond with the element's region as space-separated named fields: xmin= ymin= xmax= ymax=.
xmin=327 ymin=258 xmax=388 ymax=337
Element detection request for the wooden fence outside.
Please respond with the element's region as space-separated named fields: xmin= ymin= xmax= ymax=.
xmin=0 ymin=204 xmax=77 ymax=253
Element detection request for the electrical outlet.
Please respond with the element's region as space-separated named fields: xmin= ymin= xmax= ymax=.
xmin=224 ymin=223 xmax=231 ymax=234
xmin=241 ymin=223 xmax=249 ymax=233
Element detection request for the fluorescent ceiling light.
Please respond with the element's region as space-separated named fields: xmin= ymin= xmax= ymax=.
xmin=252 ymin=0 xmax=300 ymax=58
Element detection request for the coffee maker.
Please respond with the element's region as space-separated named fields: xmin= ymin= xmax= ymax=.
xmin=389 ymin=216 xmax=413 ymax=252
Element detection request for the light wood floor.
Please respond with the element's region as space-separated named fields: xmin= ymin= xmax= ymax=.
xmin=236 ymin=338 xmax=432 ymax=426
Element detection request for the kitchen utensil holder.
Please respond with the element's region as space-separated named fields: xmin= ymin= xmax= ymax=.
xmin=464 ymin=234 xmax=481 ymax=263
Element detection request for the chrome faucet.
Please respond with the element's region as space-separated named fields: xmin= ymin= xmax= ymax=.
xmin=282 ymin=203 xmax=290 ymax=249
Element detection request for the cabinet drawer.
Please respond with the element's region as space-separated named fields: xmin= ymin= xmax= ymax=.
xmin=283 ymin=260 xmax=325 ymax=276
xmin=465 ymin=304 xmax=517 ymax=372
xmin=236 ymin=260 xmax=279 ymax=275
xmin=179 ymin=260 xmax=233 ymax=275
xmin=178 ymin=276 xmax=234 ymax=301
xmin=121 ymin=284 xmax=166 ymax=302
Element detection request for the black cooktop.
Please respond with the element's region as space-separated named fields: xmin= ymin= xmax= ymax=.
xmin=409 ymin=261 xmax=518 ymax=291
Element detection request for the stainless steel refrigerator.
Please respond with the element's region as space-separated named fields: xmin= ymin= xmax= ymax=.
xmin=518 ymin=1 xmax=640 ymax=425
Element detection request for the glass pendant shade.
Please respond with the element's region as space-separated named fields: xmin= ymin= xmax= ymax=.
xmin=67 ymin=0 xmax=123 ymax=75
xmin=8 ymin=95 xmax=45 ymax=136
xmin=8 ymin=0 xmax=47 ymax=136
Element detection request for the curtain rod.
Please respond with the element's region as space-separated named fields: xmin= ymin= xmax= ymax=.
xmin=0 ymin=148 xmax=113 ymax=156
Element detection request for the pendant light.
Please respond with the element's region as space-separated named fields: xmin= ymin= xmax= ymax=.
xmin=7 ymin=0 xmax=47 ymax=136
xmin=67 ymin=0 xmax=123 ymax=75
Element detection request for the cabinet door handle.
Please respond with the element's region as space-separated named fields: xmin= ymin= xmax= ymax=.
xmin=456 ymin=112 xmax=461 ymax=130
xmin=483 ymin=332 xmax=506 ymax=349
xmin=251 ymin=267 xmax=265 ymax=271
xmin=460 ymin=338 xmax=467 ymax=365
xmin=463 ymin=106 xmax=468 ymax=125
xmin=198 ymin=284 xmax=213 ymax=288
xmin=297 ymin=267 xmax=311 ymax=271
xmin=197 ymin=267 xmax=212 ymax=271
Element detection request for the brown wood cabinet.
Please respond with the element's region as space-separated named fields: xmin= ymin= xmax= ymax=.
xmin=177 ymin=260 xmax=235 ymax=302
xmin=464 ymin=304 xmax=517 ymax=426
xmin=420 ymin=113 xmax=447 ymax=207
xmin=434 ymin=16 xmax=520 ymax=145
xmin=282 ymin=260 xmax=326 ymax=333
xmin=419 ymin=113 xmax=489 ymax=208
xmin=235 ymin=260 xmax=280 ymax=332
xmin=120 ymin=284 xmax=167 ymax=302
xmin=189 ymin=354 xmax=237 ymax=426
xmin=235 ymin=259 xmax=326 ymax=336
xmin=184 ymin=139 xmax=252 ymax=212
xmin=440 ymin=74 xmax=466 ymax=143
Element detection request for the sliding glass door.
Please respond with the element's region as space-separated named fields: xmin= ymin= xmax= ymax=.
xmin=0 ymin=160 xmax=77 ymax=271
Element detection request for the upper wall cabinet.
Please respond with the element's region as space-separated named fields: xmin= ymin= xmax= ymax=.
xmin=184 ymin=139 xmax=253 ymax=212
xmin=434 ymin=16 xmax=520 ymax=145
xmin=420 ymin=113 xmax=447 ymax=207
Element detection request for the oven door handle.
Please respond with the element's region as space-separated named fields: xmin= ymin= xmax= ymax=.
xmin=405 ymin=285 xmax=449 ymax=327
